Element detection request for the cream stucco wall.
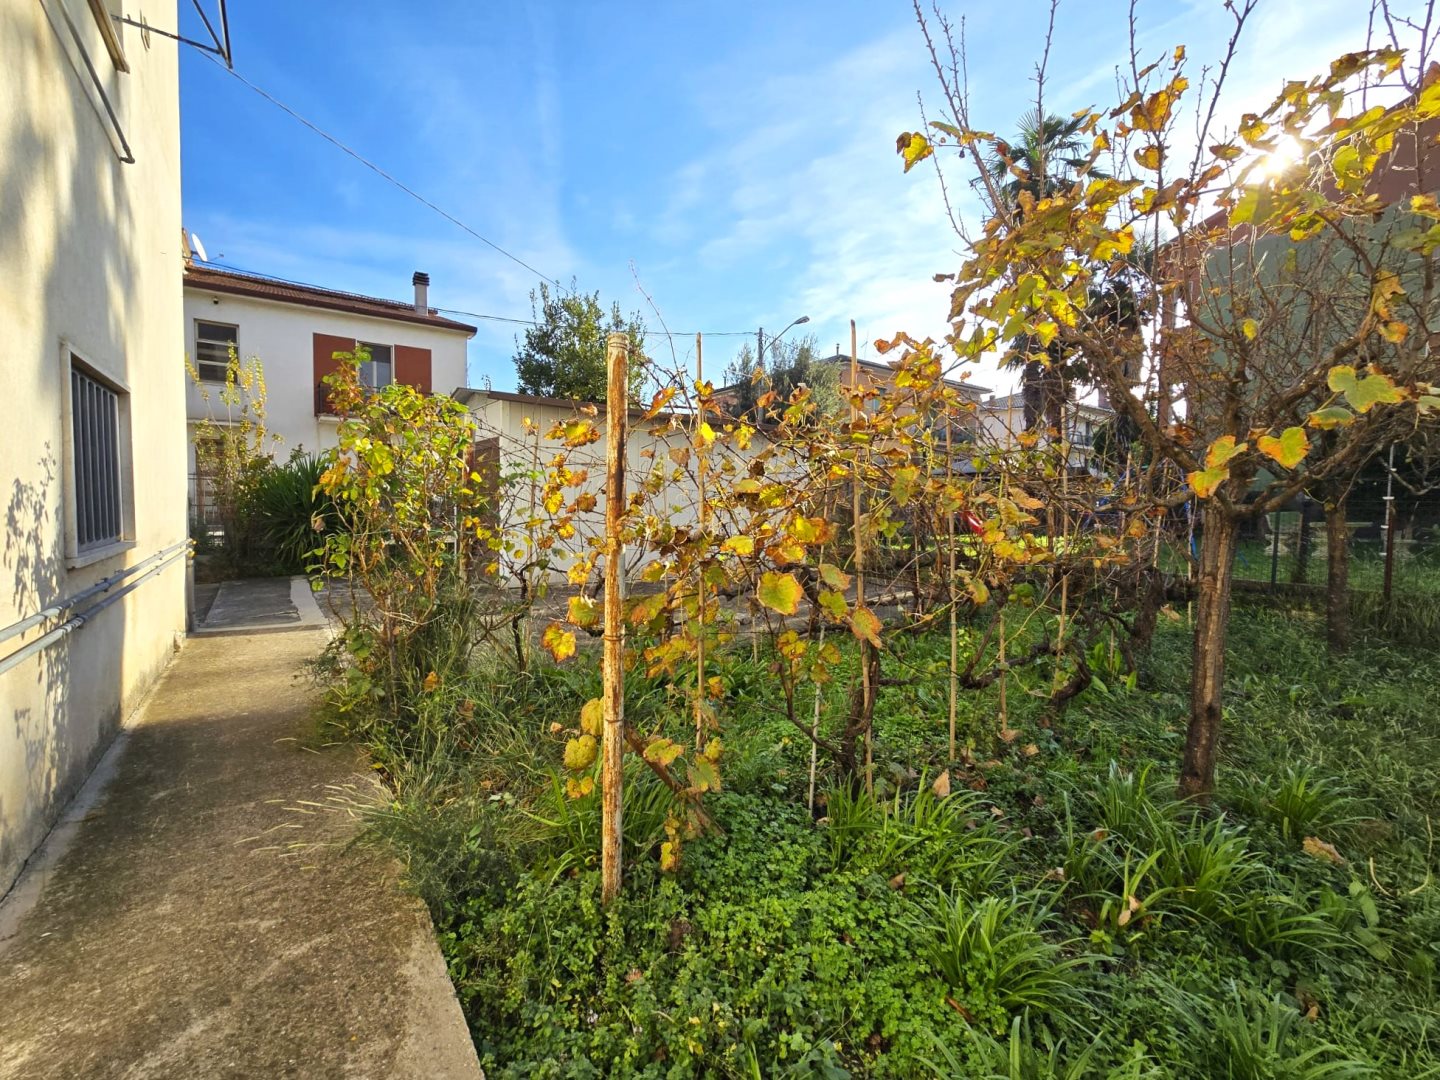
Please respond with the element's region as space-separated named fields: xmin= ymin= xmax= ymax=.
xmin=466 ymin=393 xmax=779 ymax=582
xmin=0 ymin=1 xmax=187 ymax=895
xmin=181 ymin=289 xmax=472 ymax=497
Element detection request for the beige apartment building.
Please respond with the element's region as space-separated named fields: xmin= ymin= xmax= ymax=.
xmin=0 ymin=0 xmax=188 ymax=896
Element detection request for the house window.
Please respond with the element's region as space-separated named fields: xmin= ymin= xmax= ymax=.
xmin=68 ymin=359 xmax=126 ymax=553
xmin=358 ymin=343 xmax=393 ymax=389
xmin=194 ymin=321 xmax=238 ymax=381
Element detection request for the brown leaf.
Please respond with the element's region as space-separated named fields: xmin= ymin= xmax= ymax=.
xmin=1302 ymin=836 xmax=1345 ymax=864
xmin=888 ymin=873 xmax=906 ymax=890
xmin=931 ymin=770 xmax=951 ymax=799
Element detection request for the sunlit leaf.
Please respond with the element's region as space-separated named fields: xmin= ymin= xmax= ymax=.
xmin=818 ymin=589 xmax=849 ymax=621
xmin=850 ymin=605 xmax=882 ymax=648
xmin=1307 ymin=406 xmax=1356 ymax=430
xmin=721 ymin=534 xmax=755 ymax=557
xmin=1134 ymin=144 xmax=1163 ymax=170
xmin=1188 ymin=466 xmax=1229 ymax=498
xmin=579 ymin=698 xmax=604 ymax=737
xmin=756 ymin=571 xmax=804 ymax=616
xmin=567 ymin=594 xmax=599 ymax=629
xmin=542 ymin=622 xmax=576 ymax=662
xmin=1257 ymin=426 xmax=1309 ymax=469
xmin=896 ymin=131 xmax=933 ymax=172
xmin=563 ymin=734 xmax=597 ymax=771
xmin=1204 ymin=435 xmax=1246 ymax=469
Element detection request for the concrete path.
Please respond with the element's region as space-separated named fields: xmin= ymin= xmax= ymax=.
xmin=194 ymin=576 xmax=328 ymax=636
xmin=0 ymin=628 xmax=481 ymax=1080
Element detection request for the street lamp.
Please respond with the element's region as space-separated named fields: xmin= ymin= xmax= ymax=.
xmin=757 ymin=314 xmax=810 ymax=369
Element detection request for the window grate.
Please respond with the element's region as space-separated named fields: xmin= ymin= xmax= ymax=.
xmin=71 ymin=364 xmax=122 ymax=550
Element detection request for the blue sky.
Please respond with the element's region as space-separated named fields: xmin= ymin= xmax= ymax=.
xmin=180 ymin=0 xmax=1391 ymax=393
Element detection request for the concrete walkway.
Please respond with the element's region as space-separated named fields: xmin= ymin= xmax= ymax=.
xmin=0 ymin=625 xmax=481 ymax=1079
xmin=193 ymin=576 xmax=329 ymax=636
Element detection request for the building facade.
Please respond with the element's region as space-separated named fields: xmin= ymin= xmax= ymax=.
xmin=1 ymin=0 xmax=187 ymax=895
xmin=978 ymin=392 xmax=1113 ymax=472
xmin=182 ymin=266 xmax=476 ymax=524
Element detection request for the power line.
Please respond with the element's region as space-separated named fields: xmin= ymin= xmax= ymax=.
xmin=198 ymin=259 xmax=757 ymax=339
xmin=204 ymin=54 xmax=570 ymax=294
xmin=194 ymin=62 xmax=775 ymax=341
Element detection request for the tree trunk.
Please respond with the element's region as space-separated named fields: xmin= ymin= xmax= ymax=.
xmin=1325 ymin=499 xmax=1350 ymax=654
xmin=1179 ymin=508 xmax=1239 ymax=803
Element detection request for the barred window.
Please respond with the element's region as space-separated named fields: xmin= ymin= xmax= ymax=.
xmin=194 ymin=321 xmax=237 ymax=381
xmin=70 ymin=362 xmax=124 ymax=551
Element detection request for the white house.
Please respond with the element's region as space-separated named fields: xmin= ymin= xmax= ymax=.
xmin=978 ymin=391 xmax=1114 ymax=471
xmin=1 ymin=0 xmax=188 ymax=896
xmin=182 ymin=264 xmax=476 ymax=523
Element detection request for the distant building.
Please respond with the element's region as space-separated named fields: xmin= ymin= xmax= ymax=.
xmin=2 ymin=1 xmax=188 ymax=896
xmin=182 ymin=265 xmax=476 ymax=525
xmin=978 ymin=392 xmax=1113 ymax=472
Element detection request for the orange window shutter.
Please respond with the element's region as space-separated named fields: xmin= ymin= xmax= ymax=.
xmin=313 ymin=333 xmax=356 ymax=414
xmin=395 ymin=345 xmax=432 ymax=394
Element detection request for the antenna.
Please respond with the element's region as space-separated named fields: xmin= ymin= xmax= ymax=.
xmin=190 ymin=232 xmax=209 ymax=263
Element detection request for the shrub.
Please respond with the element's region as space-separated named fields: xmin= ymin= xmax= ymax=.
xmin=249 ymin=451 xmax=336 ymax=574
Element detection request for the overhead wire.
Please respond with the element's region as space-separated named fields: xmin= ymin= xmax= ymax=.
xmin=196 ymin=59 xmax=796 ymax=343
xmin=203 ymin=53 xmax=569 ymax=295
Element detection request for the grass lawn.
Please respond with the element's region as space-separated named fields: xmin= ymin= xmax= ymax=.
xmin=342 ymin=599 xmax=1440 ymax=1078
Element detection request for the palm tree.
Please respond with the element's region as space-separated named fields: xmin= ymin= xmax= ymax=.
xmin=988 ymin=110 xmax=1098 ymax=209
xmin=991 ymin=110 xmax=1114 ymax=432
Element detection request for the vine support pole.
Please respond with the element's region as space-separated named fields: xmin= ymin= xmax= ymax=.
xmin=695 ymin=333 xmax=707 ymax=750
xmin=851 ymin=320 xmax=874 ymax=795
xmin=601 ymin=331 xmax=630 ymax=906
xmin=946 ymin=407 xmax=959 ymax=762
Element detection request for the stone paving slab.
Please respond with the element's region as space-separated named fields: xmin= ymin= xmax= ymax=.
xmin=194 ymin=577 xmax=329 ymax=636
xmin=0 ymin=628 xmax=481 ymax=1080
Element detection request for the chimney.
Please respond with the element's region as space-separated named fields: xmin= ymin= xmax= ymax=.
xmin=412 ymin=271 xmax=430 ymax=314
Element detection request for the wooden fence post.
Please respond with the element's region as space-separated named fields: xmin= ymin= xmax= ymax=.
xmin=601 ymin=331 xmax=629 ymax=906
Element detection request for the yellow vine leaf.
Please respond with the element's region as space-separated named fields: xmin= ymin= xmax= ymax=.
xmin=579 ymin=698 xmax=604 ymax=737
xmin=1134 ymin=144 xmax=1163 ymax=170
xmin=542 ymin=622 xmax=577 ymax=662
xmin=1188 ymin=467 xmax=1229 ymax=499
xmin=896 ymin=131 xmax=933 ymax=172
xmin=756 ymin=571 xmax=804 ymax=616
xmin=1328 ymin=365 xmax=1407 ymax=412
xmin=1307 ymin=406 xmax=1355 ymax=430
xmin=564 ymin=734 xmax=597 ymax=771
xmin=567 ymin=594 xmax=599 ymax=629
xmin=850 ymin=606 xmax=883 ymax=648
xmin=721 ymin=534 xmax=755 ymax=557
xmin=1205 ymin=435 xmax=1247 ymax=469
xmin=1257 ymin=427 xmax=1309 ymax=470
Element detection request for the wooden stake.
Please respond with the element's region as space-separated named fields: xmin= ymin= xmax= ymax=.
xmin=947 ymin=410 xmax=958 ymax=763
xmin=601 ymin=331 xmax=629 ymax=906
xmin=851 ymin=320 xmax=873 ymax=795
xmin=695 ymin=332 xmax=707 ymax=749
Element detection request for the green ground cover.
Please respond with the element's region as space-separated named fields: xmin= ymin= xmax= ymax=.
xmin=339 ymin=601 xmax=1440 ymax=1078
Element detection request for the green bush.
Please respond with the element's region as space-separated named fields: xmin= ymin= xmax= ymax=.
xmin=248 ymin=451 xmax=336 ymax=574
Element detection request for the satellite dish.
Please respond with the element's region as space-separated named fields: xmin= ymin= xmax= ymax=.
xmin=190 ymin=232 xmax=209 ymax=263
